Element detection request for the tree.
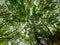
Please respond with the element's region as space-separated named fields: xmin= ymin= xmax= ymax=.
xmin=0 ymin=0 xmax=60 ymax=45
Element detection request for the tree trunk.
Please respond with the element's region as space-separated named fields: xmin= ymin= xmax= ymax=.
xmin=52 ymin=41 xmax=54 ymax=45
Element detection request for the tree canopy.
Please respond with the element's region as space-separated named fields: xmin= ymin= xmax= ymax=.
xmin=0 ymin=0 xmax=60 ymax=45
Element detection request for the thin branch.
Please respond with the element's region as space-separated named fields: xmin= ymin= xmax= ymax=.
xmin=41 ymin=19 xmax=52 ymax=34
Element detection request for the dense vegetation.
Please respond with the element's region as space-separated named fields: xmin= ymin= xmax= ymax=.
xmin=0 ymin=0 xmax=60 ymax=45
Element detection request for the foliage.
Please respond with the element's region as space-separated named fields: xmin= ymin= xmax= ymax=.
xmin=0 ymin=0 xmax=60 ymax=45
